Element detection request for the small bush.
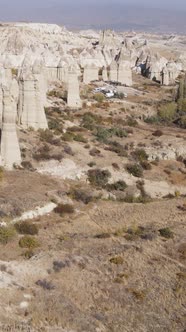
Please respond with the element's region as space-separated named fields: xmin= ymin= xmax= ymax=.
xmin=152 ymin=130 xmax=163 ymax=137
xmin=158 ymin=102 xmax=177 ymax=122
xmin=159 ymin=228 xmax=173 ymax=239
xmin=106 ymin=180 xmax=127 ymax=192
xmin=73 ymin=134 xmax=88 ymax=143
xmin=36 ymin=279 xmax=55 ymax=290
xmin=113 ymin=127 xmax=128 ymax=138
xmin=140 ymin=161 xmax=152 ymax=170
xmin=54 ymin=204 xmax=74 ymax=215
xmin=94 ymin=233 xmax=111 ymax=239
xmin=144 ymin=116 xmax=160 ymax=124
xmin=106 ymin=141 xmax=128 ymax=157
xmin=19 ymin=236 xmax=40 ymax=249
xmin=95 ymin=126 xmax=113 ymax=143
xmin=125 ymin=117 xmax=138 ymax=127
xmin=71 ymin=188 xmax=94 ymax=204
xmin=132 ymin=149 xmax=148 ymax=162
xmin=94 ymin=93 xmax=105 ymax=103
xmin=129 ymin=288 xmax=146 ymax=301
xmin=64 ymin=145 xmax=74 ymax=156
xmin=126 ymin=163 xmax=143 ymax=178
xmin=48 ymin=119 xmax=63 ymax=134
xmin=109 ymin=256 xmax=124 ymax=265
xmin=178 ymin=115 xmax=186 ymax=129
xmin=24 ymin=250 xmax=35 ymax=259
xmin=87 ymin=168 xmax=111 ymax=188
xmin=15 ymin=221 xmax=39 ymax=235
xmin=39 ymin=129 xmax=55 ymax=144
xmin=21 ymin=161 xmax=34 ymax=171
xmin=0 ymin=167 xmax=3 ymax=181
xmin=33 ymin=144 xmax=50 ymax=161
xmin=11 ymin=68 xmax=18 ymax=76
xmin=81 ymin=112 xmax=101 ymax=130
xmin=53 ymin=260 xmax=70 ymax=272
xmin=0 ymin=226 xmax=16 ymax=244
xmin=62 ymin=132 xmax=74 ymax=142
xmin=89 ymin=148 xmax=101 ymax=157
xmin=112 ymin=163 xmax=120 ymax=170
xmin=88 ymin=161 xmax=96 ymax=168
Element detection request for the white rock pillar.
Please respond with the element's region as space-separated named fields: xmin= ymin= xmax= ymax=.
xmin=67 ymin=67 xmax=82 ymax=108
xmin=0 ymin=80 xmax=21 ymax=169
xmin=32 ymin=59 xmax=47 ymax=106
xmin=102 ymin=66 xmax=108 ymax=81
xmin=118 ymin=61 xmax=133 ymax=86
xmin=83 ymin=64 xmax=99 ymax=84
xmin=57 ymin=62 xmax=69 ymax=85
xmin=109 ymin=61 xmax=118 ymax=82
xmin=18 ymin=71 xmax=48 ymax=130
xmin=0 ymin=85 xmax=3 ymax=129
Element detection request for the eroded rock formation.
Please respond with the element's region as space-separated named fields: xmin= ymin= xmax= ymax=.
xmin=67 ymin=67 xmax=82 ymax=108
xmin=0 ymin=79 xmax=21 ymax=169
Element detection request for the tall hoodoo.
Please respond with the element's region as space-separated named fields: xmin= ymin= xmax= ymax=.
xmin=0 ymin=80 xmax=21 ymax=169
xmin=83 ymin=63 xmax=99 ymax=84
xmin=18 ymin=69 xmax=48 ymax=130
xmin=67 ymin=67 xmax=82 ymax=108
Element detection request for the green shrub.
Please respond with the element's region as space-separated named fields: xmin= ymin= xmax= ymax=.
xmin=11 ymin=68 xmax=18 ymax=76
xmin=126 ymin=163 xmax=143 ymax=178
xmin=95 ymin=126 xmax=113 ymax=143
xmin=19 ymin=236 xmax=40 ymax=249
xmin=73 ymin=134 xmax=88 ymax=143
xmin=54 ymin=204 xmax=74 ymax=215
xmin=62 ymin=132 xmax=75 ymax=142
xmin=159 ymin=228 xmax=173 ymax=239
xmin=178 ymin=98 xmax=186 ymax=112
xmin=94 ymin=233 xmax=111 ymax=239
xmin=113 ymin=127 xmax=128 ymax=138
xmin=94 ymin=93 xmax=105 ymax=103
xmin=106 ymin=141 xmax=128 ymax=157
xmin=140 ymin=161 xmax=152 ymax=170
xmin=71 ymin=188 xmax=94 ymax=204
xmin=0 ymin=226 xmax=16 ymax=244
xmin=81 ymin=112 xmax=101 ymax=130
xmin=158 ymin=102 xmax=177 ymax=122
xmin=0 ymin=167 xmax=4 ymax=181
xmin=89 ymin=148 xmax=101 ymax=156
xmin=21 ymin=161 xmax=34 ymax=171
xmin=152 ymin=130 xmax=163 ymax=137
xmin=109 ymin=256 xmax=124 ymax=265
xmin=88 ymin=168 xmax=111 ymax=188
xmin=33 ymin=144 xmax=50 ymax=161
xmin=39 ymin=129 xmax=55 ymax=144
xmin=178 ymin=115 xmax=186 ymax=128
xmin=106 ymin=180 xmax=127 ymax=192
xmin=15 ymin=221 xmax=39 ymax=235
xmin=88 ymin=161 xmax=96 ymax=167
xmin=48 ymin=119 xmax=63 ymax=134
xmin=144 ymin=116 xmax=160 ymax=124
xmin=125 ymin=117 xmax=138 ymax=127
xmin=132 ymin=149 xmax=148 ymax=162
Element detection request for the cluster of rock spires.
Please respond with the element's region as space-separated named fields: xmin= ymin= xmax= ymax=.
xmin=0 ymin=23 xmax=185 ymax=169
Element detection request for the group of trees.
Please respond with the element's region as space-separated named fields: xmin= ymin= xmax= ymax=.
xmin=145 ymin=74 xmax=186 ymax=128
xmin=177 ymin=75 xmax=186 ymax=113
